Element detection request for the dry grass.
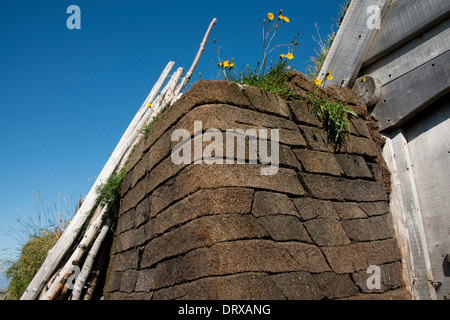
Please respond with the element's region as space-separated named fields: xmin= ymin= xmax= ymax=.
xmin=0 ymin=192 xmax=77 ymax=299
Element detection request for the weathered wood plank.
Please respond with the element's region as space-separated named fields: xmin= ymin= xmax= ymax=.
xmin=384 ymin=130 xmax=437 ymax=300
xmin=404 ymin=98 xmax=450 ymax=300
xmin=318 ymin=0 xmax=389 ymax=87
xmin=363 ymin=19 xmax=450 ymax=85
xmin=363 ymin=0 xmax=450 ymax=65
xmin=371 ymin=50 xmax=450 ymax=131
xmin=382 ymin=135 xmax=415 ymax=298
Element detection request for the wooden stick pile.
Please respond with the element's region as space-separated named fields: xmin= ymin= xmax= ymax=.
xmin=21 ymin=18 xmax=217 ymax=300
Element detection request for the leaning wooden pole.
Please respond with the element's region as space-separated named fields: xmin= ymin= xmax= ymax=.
xmin=38 ymin=68 xmax=184 ymax=300
xmin=118 ymin=67 xmax=184 ymax=169
xmin=22 ymin=18 xmax=217 ymax=300
xmin=21 ymin=62 xmax=175 ymax=300
xmin=70 ymin=220 xmax=111 ymax=300
xmin=171 ymin=18 xmax=217 ymax=104
xmin=40 ymin=204 xmax=109 ymax=300
xmin=156 ymin=67 xmax=185 ymax=113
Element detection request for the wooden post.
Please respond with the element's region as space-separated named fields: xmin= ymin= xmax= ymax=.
xmin=157 ymin=67 xmax=185 ymax=112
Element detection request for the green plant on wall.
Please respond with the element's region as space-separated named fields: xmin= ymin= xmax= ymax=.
xmin=214 ymin=9 xmax=356 ymax=146
xmin=141 ymin=109 xmax=165 ymax=136
xmin=215 ymin=10 xmax=299 ymax=100
xmin=308 ymin=72 xmax=357 ymax=146
xmin=95 ymin=166 xmax=127 ymax=223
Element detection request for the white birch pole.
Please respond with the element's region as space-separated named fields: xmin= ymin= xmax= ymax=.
xmin=37 ymin=203 xmax=105 ymax=299
xmin=38 ymin=268 xmax=59 ymax=299
xmin=23 ymin=18 xmax=216 ymax=300
xmin=118 ymin=67 xmax=184 ymax=169
xmin=141 ymin=61 xmax=176 ymax=111
xmin=40 ymin=67 xmax=181 ymax=300
xmin=70 ymin=221 xmax=111 ymax=300
xmin=171 ymin=18 xmax=217 ymax=105
xmin=68 ymin=69 xmax=184 ymax=299
xmin=40 ymin=204 xmax=109 ymax=300
xmin=21 ymin=62 xmax=175 ymax=300
xmin=156 ymin=67 xmax=185 ymax=112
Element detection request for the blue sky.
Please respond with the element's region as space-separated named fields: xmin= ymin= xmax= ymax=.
xmin=0 ymin=0 xmax=344 ymax=287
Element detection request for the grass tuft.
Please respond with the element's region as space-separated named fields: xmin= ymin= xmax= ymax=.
xmin=0 ymin=192 xmax=76 ymax=299
xmin=141 ymin=110 xmax=165 ymax=136
xmin=95 ymin=167 xmax=127 ymax=223
xmin=3 ymin=231 xmax=61 ymax=300
xmin=238 ymin=59 xmax=294 ymax=100
xmin=214 ymin=9 xmax=299 ymax=101
xmin=307 ymin=91 xmax=357 ymax=146
xmin=214 ymin=7 xmax=356 ymax=146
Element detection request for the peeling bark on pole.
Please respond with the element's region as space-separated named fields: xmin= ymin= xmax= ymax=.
xmin=40 ymin=204 xmax=109 ymax=300
xmin=71 ymin=221 xmax=111 ymax=300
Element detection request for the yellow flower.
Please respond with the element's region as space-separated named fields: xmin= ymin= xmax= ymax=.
xmin=327 ymin=74 xmax=333 ymax=81
xmin=279 ymin=15 xmax=284 ymax=20
xmin=315 ymin=79 xmax=322 ymax=86
xmin=230 ymin=63 xmax=235 ymax=68
xmin=283 ymin=16 xmax=290 ymax=22
xmin=148 ymin=103 xmax=152 ymax=107
xmin=268 ymin=13 xmax=274 ymax=20
xmin=363 ymin=77 xmax=366 ymax=82
xmin=223 ymin=61 xmax=230 ymax=68
xmin=280 ymin=53 xmax=293 ymax=60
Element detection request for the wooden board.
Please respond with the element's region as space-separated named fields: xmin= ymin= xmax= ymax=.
xmin=384 ymin=130 xmax=436 ymax=299
xmin=371 ymin=50 xmax=450 ymax=131
xmin=363 ymin=19 xmax=450 ymax=85
xmin=318 ymin=0 xmax=389 ymax=87
xmin=363 ymin=0 xmax=450 ymax=65
xmin=404 ymin=97 xmax=450 ymax=300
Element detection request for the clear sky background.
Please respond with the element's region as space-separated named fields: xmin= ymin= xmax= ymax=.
xmin=0 ymin=0 xmax=345 ymax=287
